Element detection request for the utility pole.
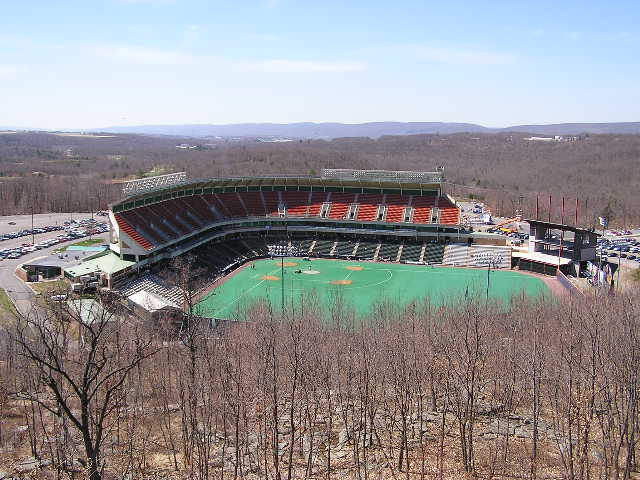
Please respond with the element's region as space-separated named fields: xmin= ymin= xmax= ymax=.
xmin=31 ymin=203 xmax=35 ymax=245
xmin=89 ymin=197 xmax=95 ymax=241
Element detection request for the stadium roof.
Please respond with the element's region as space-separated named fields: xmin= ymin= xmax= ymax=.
xmin=129 ymin=290 xmax=178 ymax=311
xmin=64 ymin=252 xmax=135 ymax=277
xmin=514 ymin=251 xmax=572 ymax=266
xmin=525 ymin=219 xmax=600 ymax=235
xmin=111 ymin=169 xmax=445 ymax=206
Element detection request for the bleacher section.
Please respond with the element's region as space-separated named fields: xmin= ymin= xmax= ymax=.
xmin=216 ymin=193 xmax=247 ymax=218
xmin=312 ymin=240 xmax=335 ymax=256
xmin=328 ymin=193 xmax=356 ymax=220
xmin=242 ymin=238 xmax=269 ymax=257
xmin=377 ymin=242 xmax=401 ymax=262
xmin=400 ymin=242 xmax=423 ymax=262
xmin=114 ymin=214 xmax=153 ymax=250
xmin=263 ymin=191 xmax=280 ymax=216
xmin=334 ymin=240 xmax=357 ymax=257
xmin=242 ymin=192 xmax=266 ymax=216
xmin=114 ymin=191 xmax=459 ymax=250
xmin=356 ymin=194 xmax=383 ymax=221
xmin=442 ymin=243 xmax=469 ymax=265
xmin=117 ymin=273 xmax=184 ymax=307
xmin=438 ymin=197 xmax=460 ymax=225
xmin=308 ymin=192 xmax=328 ymax=217
xmin=354 ymin=241 xmax=378 ymax=260
xmin=282 ymin=192 xmax=309 ymax=216
xmin=412 ymin=196 xmax=435 ymax=223
xmin=294 ymin=239 xmax=314 ymax=255
xmin=385 ymin=194 xmax=410 ymax=223
xmin=424 ymin=244 xmax=445 ymax=264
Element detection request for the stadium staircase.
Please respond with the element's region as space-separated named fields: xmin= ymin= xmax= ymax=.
xmin=313 ymin=240 xmax=335 ymax=256
xmin=328 ymin=193 xmax=355 ymax=220
xmin=242 ymin=192 xmax=266 ymax=216
xmin=354 ymin=241 xmax=378 ymax=260
xmin=373 ymin=243 xmax=382 ymax=261
xmin=334 ymin=240 xmax=356 ymax=257
xmin=419 ymin=244 xmax=427 ymax=263
xmin=395 ymin=245 xmax=403 ymax=262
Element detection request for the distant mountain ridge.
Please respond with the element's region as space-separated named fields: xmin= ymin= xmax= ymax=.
xmin=91 ymin=121 xmax=640 ymax=139
xmin=5 ymin=122 xmax=640 ymax=138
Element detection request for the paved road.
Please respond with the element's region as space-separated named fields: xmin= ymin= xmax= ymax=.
xmin=0 ymin=232 xmax=110 ymax=314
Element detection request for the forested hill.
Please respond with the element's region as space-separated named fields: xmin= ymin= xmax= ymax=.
xmin=90 ymin=121 xmax=640 ymax=139
xmin=1 ymin=131 xmax=639 ymax=226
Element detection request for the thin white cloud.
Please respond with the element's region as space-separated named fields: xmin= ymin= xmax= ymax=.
xmin=0 ymin=65 xmax=27 ymax=77
xmin=89 ymin=45 xmax=193 ymax=65
xmin=245 ymin=59 xmax=367 ymax=73
xmin=411 ymin=45 xmax=518 ymax=66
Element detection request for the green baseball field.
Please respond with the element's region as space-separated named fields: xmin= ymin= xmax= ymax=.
xmin=195 ymin=258 xmax=551 ymax=319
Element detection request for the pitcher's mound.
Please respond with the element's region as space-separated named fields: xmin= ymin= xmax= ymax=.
xmin=275 ymin=261 xmax=298 ymax=267
xmin=262 ymin=275 xmax=280 ymax=281
xmin=346 ymin=266 xmax=364 ymax=271
xmin=302 ymin=270 xmax=320 ymax=275
xmin=330 ymin=279 xmax=353 ymax=285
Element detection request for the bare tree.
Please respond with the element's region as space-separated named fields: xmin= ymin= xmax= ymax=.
xmin=13 ymin=295 xmax=158 ymax=480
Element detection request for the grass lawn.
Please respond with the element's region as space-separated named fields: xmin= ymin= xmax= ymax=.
xmin=0 ymin=288 xmax=16 ymax=314
xmin=195 ymin=258 xmax=551 ymax=320
xmin=31 ymin=279 xmax=70 ymax=296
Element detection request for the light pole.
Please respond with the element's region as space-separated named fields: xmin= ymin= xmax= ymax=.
xmin=486 ymin=257 xmax=498 ymax=301
xmin=486 ymin=262 xmax=491 ymax=301
xmin=31 ymin=203 xmax=35 ymax=245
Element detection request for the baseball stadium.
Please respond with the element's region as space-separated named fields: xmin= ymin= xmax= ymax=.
xmin=74 ymin=169 xmax=584 ymax=321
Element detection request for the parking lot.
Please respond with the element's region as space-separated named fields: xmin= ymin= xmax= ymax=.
xmin=0 ymin=213 xmax=109 ymax=260
xmin=597 ymin=236 xmax=640 ymax=268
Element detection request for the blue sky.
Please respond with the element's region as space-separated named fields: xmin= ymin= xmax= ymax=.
xmin=1 ymin=0 xmax=639 ymax=129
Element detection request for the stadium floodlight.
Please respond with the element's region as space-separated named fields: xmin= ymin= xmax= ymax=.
xmin=122 ymin=172 xmax=187 ymax=197
xmin=321 ymin=168 xmax=443 ymax=184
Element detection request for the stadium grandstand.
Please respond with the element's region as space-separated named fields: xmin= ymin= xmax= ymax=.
xmin=76 ymin=169 xmax=545 ymax=317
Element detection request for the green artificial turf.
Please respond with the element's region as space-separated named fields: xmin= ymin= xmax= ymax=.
xmin=195 ymin=258 xmax=550 ymax=320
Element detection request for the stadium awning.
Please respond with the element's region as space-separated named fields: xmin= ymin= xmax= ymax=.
xmin=515 ymin=252 xmax=572 ymax=266
xmin=64 ymin=252 xmax=135 ymax=278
